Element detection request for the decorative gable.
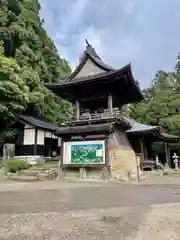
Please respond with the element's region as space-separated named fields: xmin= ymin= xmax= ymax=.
xmin=74 ymin=58 xmax=105 ymax=78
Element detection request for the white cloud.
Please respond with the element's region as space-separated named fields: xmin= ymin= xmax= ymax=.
xmin=40 ymin=0 xmax=180 ymax=88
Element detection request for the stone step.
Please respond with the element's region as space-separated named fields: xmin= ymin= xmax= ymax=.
xmin=4 ymin=167 xmax=58 ymax=181
xmin=30 ymin=167 xmax=57 ymax=171
xmin=5 ymin=174 xmax=38 ymax=182
xmin=20 ymin=170 xmax=43 ymax=175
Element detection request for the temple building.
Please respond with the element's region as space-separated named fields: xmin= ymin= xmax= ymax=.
xmin=47 ymin=40 xmax=179 ymax=178
xmin=0 ymin=115 xmax=60 ymax=158
xmin=125 ymin=117 xmax=179 ymax=169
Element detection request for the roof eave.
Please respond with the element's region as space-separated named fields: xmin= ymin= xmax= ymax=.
xmin=158 ymin=133 xmax=179 ymax=142
xmin=126 ymin=64 xmax=144 ymax=101
xmin=127 ymin=127 xmax=159 ymax=135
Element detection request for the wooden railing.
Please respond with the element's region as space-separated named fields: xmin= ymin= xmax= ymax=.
xmin=73 ymin=111 xmax=120 ymax=121
xmin=58 ymin=111 xmax=121 ymax=125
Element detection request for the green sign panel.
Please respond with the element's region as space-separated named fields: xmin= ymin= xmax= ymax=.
xmin=70 ymin=142 xmax=105 ymax=164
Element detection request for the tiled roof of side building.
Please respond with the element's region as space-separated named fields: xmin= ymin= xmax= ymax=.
xmin=124 ymin=117 xmax=158 ymax=133
xmin=18 ymin=115 xmax=58 ymax=131
xmin=124 ymin=116 xmax=179 ymax=141
xmin=159 ymin=132 xmax=179 ymax=141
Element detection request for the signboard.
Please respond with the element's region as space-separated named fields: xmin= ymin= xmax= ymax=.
xmin=63 ymin=140 xmax=105 ymax=165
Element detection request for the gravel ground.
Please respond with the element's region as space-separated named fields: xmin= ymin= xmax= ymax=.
xmin=0 ymin=178 xmax=180 ymax=239
xmin=0 ymin=203 xmax=180 ymax=239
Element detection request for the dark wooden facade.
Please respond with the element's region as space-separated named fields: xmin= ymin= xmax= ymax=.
xmin=1 ymin=115 xmax=61 ymax=158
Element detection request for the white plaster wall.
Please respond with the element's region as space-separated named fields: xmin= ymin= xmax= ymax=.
xmin=45 ymin=132 xmax=51 ymax=138
xmin=75 ymin=59 xmax=105 ymax=78
xmin=24 ymin=126 xmax=58 ymax=145
xmin=45 ymin=131 xmax=58 ymax=139
xmin=23 ymin=124 xmax=35 ymax=145
xmin=37 ymin=129 xmax=45 ymax=145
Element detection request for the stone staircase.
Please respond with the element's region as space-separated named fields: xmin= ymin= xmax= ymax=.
xmin=5 ymin=164 xmax=58 ymax=182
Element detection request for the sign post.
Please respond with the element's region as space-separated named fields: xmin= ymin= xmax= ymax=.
xmin=136 ymin=154 xmax=140 ymax=182
xmin=63 ymin=140 xmax=106 ymax=165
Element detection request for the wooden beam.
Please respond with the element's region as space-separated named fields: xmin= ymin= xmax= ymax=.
xmin=108 ymin=94 xmax=113 ymax=116
xmin=33 ymin=127 xmax=38 ymax=155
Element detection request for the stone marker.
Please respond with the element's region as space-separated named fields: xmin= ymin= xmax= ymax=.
xmin=172 ymin=153 xmax=179 ymax=171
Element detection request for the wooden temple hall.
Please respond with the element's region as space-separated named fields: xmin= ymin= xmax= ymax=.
xmin=47 ymin=40 xmax=179 ymax=178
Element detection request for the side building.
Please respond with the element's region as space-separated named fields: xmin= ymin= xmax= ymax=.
xmin=0 ymin=115 xmax=61 ymax=158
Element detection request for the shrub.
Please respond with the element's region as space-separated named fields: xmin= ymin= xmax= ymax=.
xmin=0 ymin=157 xmax=3 ymax=169
xmin=6 ymin=159 xmax=27 ymax=173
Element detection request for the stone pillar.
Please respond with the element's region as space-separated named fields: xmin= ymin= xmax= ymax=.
xmin=136 ymin=154 xmax=141 ymax=182
xmin=79 ymin=168 xmax=87 ymax=179
xmin=58 ymin=167 xmax=65 ymax=179
xmin=172 ymin=153 xmax=179 ymax=171
xmin=101 ymin=166 xmax=111 ymax=179
xmin=75 ymin=100 xmax=80 ymax=120
xmin=108 ymin=94 xmax=113 ymax=117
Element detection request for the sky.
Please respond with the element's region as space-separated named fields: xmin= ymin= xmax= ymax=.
xmin=40 ymin=0 xmax=180 ymax=89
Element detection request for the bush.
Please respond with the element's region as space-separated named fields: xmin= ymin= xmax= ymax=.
xmin=6 ymin=159 xmax=27 ymax=173
xmin=0 ymin=157 xmax=3 ymax=169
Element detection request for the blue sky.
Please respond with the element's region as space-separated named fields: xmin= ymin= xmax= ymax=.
xmin=40 ymin=0 xmax=180 ymax=89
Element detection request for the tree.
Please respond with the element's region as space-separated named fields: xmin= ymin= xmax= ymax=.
xmin=0 ymin=0 xmax=73 ymax=139
xmin=0 ymin=42 xmax=29 ymax=137
xmin=123 ymin=68 xmax=180 ymax=136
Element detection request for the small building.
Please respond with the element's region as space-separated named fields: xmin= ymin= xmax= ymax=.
xmin=46 ymin=40 xmax=179 ymax=178
xmin=1 ymin=115 xmax=61 ymax=158
xmin=125 ymin=117 xmax=179 ymax=168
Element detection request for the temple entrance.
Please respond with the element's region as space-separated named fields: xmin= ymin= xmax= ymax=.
xmin=44 ymin=138 xmax=59 ymax=157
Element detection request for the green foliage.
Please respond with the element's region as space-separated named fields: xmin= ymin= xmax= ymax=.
xmin=124 ymin=69 xmax=180 ymax=136
xmin=0 ymin=0 xmax=72 ymax=139
xmin=5 ymin=158 xmax=27 ymax=173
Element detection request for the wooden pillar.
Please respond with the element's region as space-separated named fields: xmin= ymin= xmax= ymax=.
xmin=108 ymin=94 xmax=113 ymax=117
xmin=33 ymin=127 xmax=38 ymax=155
xmin=144 ymin=141 xmax=148 ymax=160
xmin=164 ymin=142 xmax=170 ymax=168
xmin=75 ymin=100 xmax=80 ymax=120
xmin=140 ymin=138 xmax=145 ymax=162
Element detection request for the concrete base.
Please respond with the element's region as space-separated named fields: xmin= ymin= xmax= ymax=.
xmin=58 ymin=167 xmax=133 ymax=182
xmin=101 ymin=167 xmax=111 ymax=180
